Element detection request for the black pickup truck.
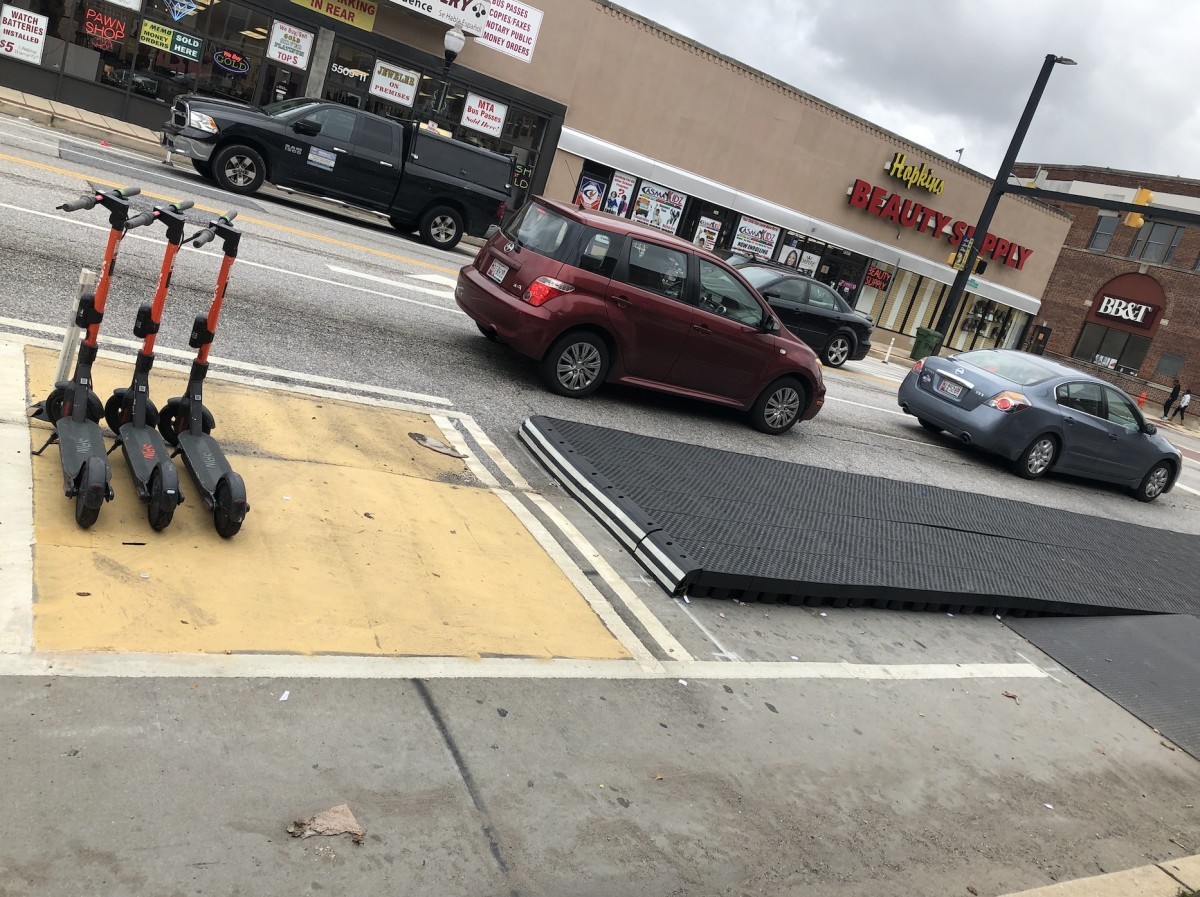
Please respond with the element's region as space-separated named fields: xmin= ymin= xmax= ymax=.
xmin=162 ymin=96 xmax=513 ymax=249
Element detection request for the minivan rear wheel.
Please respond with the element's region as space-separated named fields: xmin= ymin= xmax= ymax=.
xmin=540 ymin=331 xmax=610 ymax=398
xmin=750 ymin=377 xmax=806 ymax=434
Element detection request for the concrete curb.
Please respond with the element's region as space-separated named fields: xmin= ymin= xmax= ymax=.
xmin=998 ymin=854 xmax=1200 ymax=897
xmin=0 ymin=98 xmax=162 ymax=158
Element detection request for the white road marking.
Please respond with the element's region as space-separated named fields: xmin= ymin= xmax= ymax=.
xmin=0 ymin=339 xmax=34 ymax=655
xmin=526 ymin=492 xmax=691 ymax=661
xmin=326 ymin=265 xmax=458 ymax=302
xmin=1014 ymin=650 xmax=1064 ymax=684
xmin=410 ymin=273 xmax=459 ymax=288
xmin=1175 ymin=481 xmax=1200 ymax=497
xmin=674 ymin=598 xmax=742 ymax=662
xmin=0 ymin=320 xmax=453 ymax=408
xmin=491 ymin=488 xmax=663 ymax=674
xmin=461 ymin=416 xmax=532 ymax=492
xmin=826 ymin=395 xmax=907 ymax=416
xmin=0 ymin=201 xmax=465 ymax=318
xmin=432 ymin=414 xmax=499 ymax=488
xmin=0 ymin=652 xmax=1048 ymax=680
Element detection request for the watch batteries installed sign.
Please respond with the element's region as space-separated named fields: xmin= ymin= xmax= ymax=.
xmin=392 ymin=0 xmax=490 ymax=32
xmin=267 ymin=21 xmax=313 ymax=69
xmin=0 ymin=3 xmax=49 ymax=64
xmin=461 ymin=92 xmax=507 ymax=137
xmin=370 ymin=60 xmax=419 ymax=107
xmin=139 ymin=19 xmax=202 ymax=62
xmin=476 ymin=0 xmax=541 ymax=63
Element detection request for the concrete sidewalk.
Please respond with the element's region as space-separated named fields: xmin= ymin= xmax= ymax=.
xmin=1000 ymin=854 xmax=1200 ymax=896
xmin=0 ymin=85 xmax=162 ymax=155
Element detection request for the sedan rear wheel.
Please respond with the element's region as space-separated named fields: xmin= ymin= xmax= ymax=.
xmin=750 ymin=377 xmax=806 ymax=435
xmin=1134 ymin=461 xmax=1172 ymax=502
xmin=1013 ymin=434 xmax=1058 ymax=480
xmin=822 ymin=333 xmax=853 ymax=368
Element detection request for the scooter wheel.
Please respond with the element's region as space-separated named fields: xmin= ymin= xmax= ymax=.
xmin=86 ymin=390 xmax=104 ymax=424
xmin=44 ymin=388 xmax=66 ymax=423
xmin=74 ymin=455 xmax=108 ymax=529
xmin=158 ymin=398 xmax=185 ymax=447
xmin=213 ymin=473 xmax=247 ymax=539
xmin=104 ymin=389 xmax=130 ymax=433
xmin=147 ymin=463 xmax=180 ymax=531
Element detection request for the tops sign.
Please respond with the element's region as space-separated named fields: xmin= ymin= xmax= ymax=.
xmin=886 ymin=152 xmax=945 ymax=196
xmin=848 ymin=178 xmax=1034 ymax=271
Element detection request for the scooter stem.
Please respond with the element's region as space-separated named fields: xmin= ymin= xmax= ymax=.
xmin=197 ymin=254 xmax=235 ymax=365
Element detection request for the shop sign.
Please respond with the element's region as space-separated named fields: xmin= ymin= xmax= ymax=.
xmin=512 ymin=159 xmax=534 ymax=191
xmin=1097 ymin=295 xmax=1154 ymax=326
xmin=476 ymin=0 xmax=541 ymax=63
xmin=0 ymin=4 xmax=48 ymax=64
xmin=886 ymin=151 xmax=945 ymax=195
xmin=575 ymin=175 xmax=605 ymax=211
xmin=602 ymin=171 xmax=636 ymax=217
xmin=139 ymin=19 xmax=202 ymax=62
xmin=330 ymin=61 xmax=368 ymax=81
xmin=164 ymin=0 xmax=198 ymax=21
xmin=847 ymin=178 xmax=1034 ymax=270
xmin=693 ymin=216 xmax=721 ymax=251
xmin=369 ymin=60 xmax=418 ymax=106
xmin=632 ymin=181 xmax=687 ymax=235
xmin=390 ymin=0 xmax=490 ymax=33
xmin=461 ymin=92 xmax=507 ymax=137
xmin=292 ymin=0 xmax=376 ymax=30
xmin=863 ymin=264 xmax=893 ymax=291
xmin=266 ymin=21 xmax=314 ymax=69
xmin=796 ymin=251 xmax=821 ymax=277
xmin=730 ymin=214 xmax=781 ymax=258
xmin=84 ymin=7 xmax=127 ymax=49
xmin=213 ymin=48 xmax=250 ymax=73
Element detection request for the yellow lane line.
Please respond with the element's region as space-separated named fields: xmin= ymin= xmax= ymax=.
xmin=0 ymin=150 xmax=460 ymax=274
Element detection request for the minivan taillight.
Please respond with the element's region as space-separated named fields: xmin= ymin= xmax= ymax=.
xmin=496 ymin=201 xmax=506 ymax=220
xmin=522 ymin=276 xmax=574 ymax=307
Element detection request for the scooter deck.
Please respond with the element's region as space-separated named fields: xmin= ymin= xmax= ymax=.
xmin=177 ymin=431 xmax=231 ymax=502
xmin=55 ymin=417 xmax=108 ymax=494
xmin=117 ymin=422 xmax=174 ymax=501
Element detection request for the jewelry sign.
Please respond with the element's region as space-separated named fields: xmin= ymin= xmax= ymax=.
xmin=369 ymin=60 xmax=419 ymax=107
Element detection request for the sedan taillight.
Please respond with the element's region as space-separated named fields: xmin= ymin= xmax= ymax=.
xmin=911 ymin=359 xmax=924 ymax=373
xmin=522 ymin=276 xmax=575 ymax=307
xmin=987 ymin=391 xmax=1031 ymax=413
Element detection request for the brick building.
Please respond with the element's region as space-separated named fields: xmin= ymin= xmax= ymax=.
xmin=1011 ymin=163 xmax=1200 ymax=405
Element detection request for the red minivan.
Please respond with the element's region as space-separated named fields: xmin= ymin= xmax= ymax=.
xmin=455 ymin=198 xmax=826 ymax=434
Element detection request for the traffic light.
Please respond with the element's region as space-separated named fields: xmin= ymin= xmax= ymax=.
xmin=1124 ymin=187 xmax=1153 ymax=228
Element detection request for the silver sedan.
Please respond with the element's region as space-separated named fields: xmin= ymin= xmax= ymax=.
xmin=897 ymin=349 xmax=1181 ymax=502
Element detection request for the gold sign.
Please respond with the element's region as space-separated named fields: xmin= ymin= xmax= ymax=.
xmin=291 ymin=0 xmax=377 ymax=30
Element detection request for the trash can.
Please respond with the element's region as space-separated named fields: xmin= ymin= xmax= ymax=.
xmin=910 ymin=327 xmax=943 ymax=361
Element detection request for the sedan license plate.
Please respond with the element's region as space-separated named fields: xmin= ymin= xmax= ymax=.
xmin=487 ymin=259 xmax=509 ymax=284
xmin=937 ymin=379 xmax=964 ymax=400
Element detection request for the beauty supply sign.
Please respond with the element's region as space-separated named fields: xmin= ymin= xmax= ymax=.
xmin=476 ymin=0 xmax=541 ymax=62
xmin=369 ymin=60 xmax=419 ymax=107
xmin=461 ymin=92 xmax=507 ymax=136
xmin=0 ymin=4 xmax=49 ymax=64
xmin=391 ymin=0 xmax=490 ymax=32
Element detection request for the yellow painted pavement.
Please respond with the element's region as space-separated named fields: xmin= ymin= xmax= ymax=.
xmin=24 ymin=347 xmax=628 ymax=660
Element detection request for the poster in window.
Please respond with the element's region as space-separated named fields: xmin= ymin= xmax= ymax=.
xmin=693 ymin=216 xmax=722 ymax=251
xmin=602 ymin=171 xmax=636 ymax=218
xmin=574 ymin=175 xmax=606 ymax=211
xmin=369 ymin=60 xmax=419 ymax=107
xmin=778 ymin=231 xmax=806 ymax=268
xmin=0 ymin=4 xmax=48 ymax=63
xmin=266 ymin=21 xmax=314 ymax=69
xmin=632 ymin=181 xmax=687 ymax=235
xmin=462 ymin=92 xmax=508 ymax=137
xmin=797 ymin=251 xmax=822 ymax=277
xmin=730 ymin=215 xmax=781 ymax=259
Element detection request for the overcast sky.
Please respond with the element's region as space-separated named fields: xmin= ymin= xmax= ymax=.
xmin=615 ymin=0 xmax=1199 ymax=181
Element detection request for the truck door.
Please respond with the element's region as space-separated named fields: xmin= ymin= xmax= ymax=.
xmin=343 ymin=115 xmax=402 ymax=212
xmin=277 ymin=105 xmax=359 ymax=199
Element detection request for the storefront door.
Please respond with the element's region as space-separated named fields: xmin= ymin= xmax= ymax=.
xmin=258 ymin=63 xmax=302 ymax=106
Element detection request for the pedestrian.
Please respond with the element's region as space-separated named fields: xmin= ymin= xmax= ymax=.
xmin=1170 ymin=388 xmax=1191 ymax=422
xmin=1163 ymin=378 xmax=1181 ymax=419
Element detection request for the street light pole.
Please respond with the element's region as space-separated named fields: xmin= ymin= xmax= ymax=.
xmin=435 ymin=27 xmax=467 ymax=117
xmin=932 ymin=54 xmax=1076 ymax=348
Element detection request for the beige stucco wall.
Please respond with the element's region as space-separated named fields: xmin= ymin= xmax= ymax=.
xmin=375 ymin=0 xmax=1070 ymax=294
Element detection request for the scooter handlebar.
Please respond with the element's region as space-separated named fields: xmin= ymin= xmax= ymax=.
xmin=191 ymin=229 xmax=216 ymax=248
xmin=171 ymin=200 xmax=195 ymax=212
xmin=58 ymin=195 xmax=97 ymax=212
xmin=117 ymin=186 xmax=141 ymax=198
xmin=124 ymin=210 xmax=155 ymax=229
xmin=221 ymin=210 xmax=237 ymax=224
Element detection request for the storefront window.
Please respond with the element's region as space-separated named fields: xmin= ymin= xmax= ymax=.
xmin=73 ymin=0 xmax=141 ymax=89
xmin=323 ymin=41 xmax=372 ymax=108
xmin=189 ymin=0 xmax=270 ymax=103
xmin=1072 ymin=322 xmax=1151 ymax=374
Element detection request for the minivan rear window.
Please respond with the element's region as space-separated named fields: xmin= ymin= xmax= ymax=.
xmin=506 ymin=203 xmax=582 ymax=261
xmin=960 ymin=349 xmax=1056 ymax=385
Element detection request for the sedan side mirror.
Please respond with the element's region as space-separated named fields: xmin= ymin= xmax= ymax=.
xmin=1142 ymin=422 xmax=1158 ymax=436
xmin=293 ymin=119 xmax=321 ymax=136
xmin=761 ymin=314 xmax=780 ymax=334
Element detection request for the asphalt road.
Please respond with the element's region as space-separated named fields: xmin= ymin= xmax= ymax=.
xmin=2 ymin=115 xmax=1200 ymax=897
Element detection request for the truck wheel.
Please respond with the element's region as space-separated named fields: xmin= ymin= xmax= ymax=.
xmin=213 ymin=144 xmax=265 ymax=195
xmin=191 ymin=158 xmax=214 ymax=180
xmin=419 ymin=206 xmax=464 ymax=250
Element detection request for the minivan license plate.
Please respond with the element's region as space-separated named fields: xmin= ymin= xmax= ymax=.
xmin=487 ymin=260 xmax=509 ymax=284
xmin=937 ymin=379 xmax=964 ymax=399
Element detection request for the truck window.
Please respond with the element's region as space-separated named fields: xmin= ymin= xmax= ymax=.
xmin=299 ymin=107 xmax=357 ymax=143
xmin=358 ymin=117 xmax=398 ymax=155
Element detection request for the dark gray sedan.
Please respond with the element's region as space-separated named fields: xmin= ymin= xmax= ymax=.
xmin=897 ymin=349 xmax=1181 ymax=501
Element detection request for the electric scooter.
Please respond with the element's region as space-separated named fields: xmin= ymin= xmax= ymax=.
xmin=157 ymin=210 xmax=250 ymax=538
xmin=31 ymin=185 xmax=141 ymax=528
xmin=103 ymin=200 xmax=194 ymax=531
